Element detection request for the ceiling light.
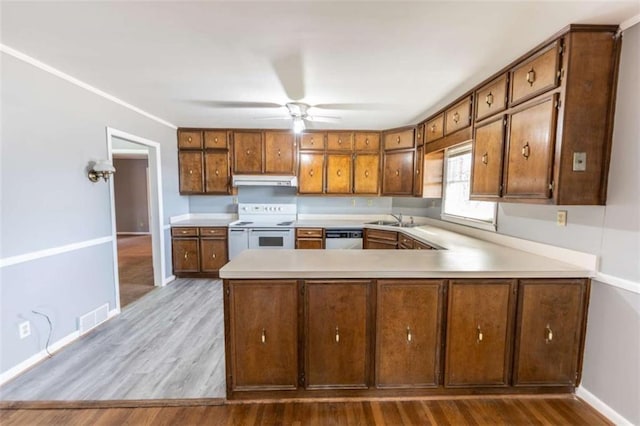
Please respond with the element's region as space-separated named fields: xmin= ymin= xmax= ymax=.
xmin=293 ymin=118 xmax=305 ymax=134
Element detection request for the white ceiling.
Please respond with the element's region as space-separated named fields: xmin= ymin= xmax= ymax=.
xmin=2 ymin=1 xmax=638 ymax=130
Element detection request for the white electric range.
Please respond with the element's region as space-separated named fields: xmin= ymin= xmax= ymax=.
xmin=228 ymin=203 xmax=297 ymax=259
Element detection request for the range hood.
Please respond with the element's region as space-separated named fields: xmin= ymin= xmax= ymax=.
xmin=232 ymin=175 xmax=298 ymax=187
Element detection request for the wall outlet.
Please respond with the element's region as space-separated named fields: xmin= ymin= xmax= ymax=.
xmin=232 ymin=197 xmax=238 ymax=204
xmin=557 ymin=210 xmax=567 ymax=226
xmin=352 ymin=199 xmax=356 ymax=207
xmin=367 ymin=199 xmax=373 ymax=206
xmin=18 ymin=321 xmax=31 ymax=339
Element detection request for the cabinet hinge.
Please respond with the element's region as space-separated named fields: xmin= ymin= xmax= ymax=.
xmin=503 ymin=118 xmax=507 ymax=126
xmin=555 ymin=99 xmax=561 ymax=109
xmin=558 ymin=45 xmax=563 ymax=54
xmin=300 ymin=373 xmax=305 ymax=384
xmin=549 ymin=181 xmax=554 ymax=192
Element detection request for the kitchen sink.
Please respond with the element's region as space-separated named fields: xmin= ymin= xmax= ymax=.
xmin=393 ymin=222 xmax=421 ymax=228
xmin=365 ymin=220 xmax=398 ymax=226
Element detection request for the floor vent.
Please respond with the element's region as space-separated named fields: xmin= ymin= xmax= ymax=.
xmin=78 ymin=303 xmax=110 ymax=335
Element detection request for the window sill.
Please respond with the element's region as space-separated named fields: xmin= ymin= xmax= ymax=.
xmin=440 ymin=214 xmax=497 ymax=232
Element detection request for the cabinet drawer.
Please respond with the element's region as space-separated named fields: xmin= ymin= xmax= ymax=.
xmin=510 ymin=41 xmax=561 ymax=106
xmin=366 ymin=229 xmax=397 ymax=242
xmin=204 ymin=130 xmax=229 ymax=149
xmin=425 ymin=114 xmax=445 ymax=143
xmin=200 ymin=227 xmax=227 ymax=237
xmin=296 ymin=228 xmax=323 ymax=238
xmin=300 ymin=133 xmax=326 ymax=150
xmin=172 ymin=227 xmax=199 ymax=237
xmin=327 ymin=132 xmax=353 ymax=151
xmin=475 ymin=74 xmax=508 ymax=121
xmin=445 ymin=97 xmax=472 ymax=136
xmin=384 ymin=129 xmax=414 ymax=150
xmin=354 ymin=132 xmax=380 ymax=151
xmin=178 ymin=130 xmax=203 ymax=149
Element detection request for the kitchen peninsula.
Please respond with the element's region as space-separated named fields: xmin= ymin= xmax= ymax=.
xmin=220 ymin=223 xmax=591 ymax=400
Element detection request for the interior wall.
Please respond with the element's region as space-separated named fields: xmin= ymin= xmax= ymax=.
xmin=113 ymin=158 xmax=150 ymax=233
xmin=0 ymin=52 xmax=188 ymax=375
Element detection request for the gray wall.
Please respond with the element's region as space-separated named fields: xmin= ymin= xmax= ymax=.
xmin=0 ymin=52 xmax=188 ymax=374
xmin=113 ymin=158 xmax=150 ymax=233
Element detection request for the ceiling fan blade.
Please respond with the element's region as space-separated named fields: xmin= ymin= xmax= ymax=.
xmin=187 ymin=100 xmax=284 ymax=109
xmin=312 ymin=102 xmax=388 ymax=111
xmin=271 ymin=51 xmax=305 ymax=101
xmin=306 ymin=115 xmax=341 ymax=123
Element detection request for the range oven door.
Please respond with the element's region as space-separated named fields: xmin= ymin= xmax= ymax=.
xmin=228 ymin=228 xmax=250 ymax=260
xmin=248 ymin=228 xmax=294 ymax=250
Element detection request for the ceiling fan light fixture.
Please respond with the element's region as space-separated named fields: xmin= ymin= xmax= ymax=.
xmin=293 ymin=117 xmax=305 ymax=134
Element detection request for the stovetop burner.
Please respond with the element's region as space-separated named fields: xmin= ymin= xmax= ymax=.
xmin=277 ymin=221 xmax=294 ymax=226
xmin=234 ymin=221 xmax=253 ymax=226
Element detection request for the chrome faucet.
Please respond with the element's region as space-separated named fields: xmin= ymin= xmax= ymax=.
xmin=390 ymin=213 xmax=403 ymax=224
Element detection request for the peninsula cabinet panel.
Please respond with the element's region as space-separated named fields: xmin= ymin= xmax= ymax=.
xmin=178 ymin=130 xmax=203 ymax=149
xmin=425 ymin=113 xmax=444 ymax=143
xmin=475 ymin=74 xmax=508 ymax=121
xmin=172 ymin=238 xmax=200 ymax=273
xmin=326 ymin=154 xmax=353 ymax=194
xmin=298 ymin=153 xmax=325 ymax=194
xmin=305 ymin=281 xmax=370 ymax=389
xmin=326 ymin=132 xmax=354 ymax=151
xmin=376 ymin=280 xmax=444 ymax=388
xmin=444 ymin=97 xmax=472 ymax=136
xmin=179 ymin=151 xmax=203 ymax=193
xmin=233 ymin=131 xmax=263 ymax=174
xmin=513 ymin=279 xmax=588 ymax=386
xmin=510 ymin=41 xmax=561 ymax=106
xmin=200 ymin=238 xmax=228 ymax=272
xmin=204 ymin=130 xmax=229 ymax=149
xmin=204 ymin=151 xmax=229 ymax=194
xmin=445 ymin=280 xmax=516 ymax=387
xmin=353 ymin=153 xmax=379 ymax=194
xmin=354 ymin=132 xmax=380 ymax=151
xmin=227 ymin=280 xmax=298 ymax=391
xmin=471 ymin=116 xmax=505 ymax=199
xmin=264 ymin=131 xmax=295 ymax=175
xmin=382 ymin=150 xmax=414 ymax=196
xmin=503 ymin=97 xmax=557 ymax=200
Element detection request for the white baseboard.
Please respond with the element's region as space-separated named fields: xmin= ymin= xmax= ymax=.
xmin=0 ymin=308 xmax=120 ymax=387
xmin=163 ymin=275 xmax=176 ymax=286
xmin=576 ymin=386 xmax=633 ymax=426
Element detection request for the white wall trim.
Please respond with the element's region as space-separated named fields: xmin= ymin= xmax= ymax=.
xmin=116 ymin=232 xmax=151 ymax=236
xmin=0 ymin=308 xmax=118 ymax=386
xmin=593 ymin=272 xmax=640 ymax=295
xmin=0 ymin=237 xmax=112 ymax=268
xmin=0 ymin=44 xmax=177 ymax=130
xmin=576 ymin=386 xmax=633 ymax=426
xmin=620 ymin=14 xmax=640 ymax=31
xmin=163 ymin=275 xmax=176 ymax=286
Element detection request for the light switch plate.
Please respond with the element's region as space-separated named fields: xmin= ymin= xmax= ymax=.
xmin=19 ymin=321 xmax=31 ymax=339
xmin=573 ymin=152 xmax=587 ymax=171
xmin=557 ymin=210 xmax=567 ymax=226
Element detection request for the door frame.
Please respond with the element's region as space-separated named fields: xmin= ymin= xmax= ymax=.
xmin=106 ymin=127 xmax=166 ymax=312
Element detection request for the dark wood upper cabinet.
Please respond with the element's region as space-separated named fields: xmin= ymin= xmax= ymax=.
xmin=264 ymin=131 xmax=296 ymax=174
xmin=510 ymin=41 xmax=561 ymax=106
xmin=445 ymin=280 xmax=516 ymax=387
xmin=470 ymin=116 xmax=506 ymax=199
xmin=326 ymin=154 xmax=352 ymax=194
xmin=326 ymin=132 xmax=354 ymax=151
xmin=204 ymin=151 xmax=229 ymax=194
xmin=382 ymin=150 xmax=414 ymax=196
xmin=354 ymin=132 xmax=380 ymax=151
xmin=305 ymin=281 xmax=371 ymax=389
xmin=204 ymin=130 xmax=229 ymax=149
xmin=300 ymin=132 xmax=326 ymax=150
xmin=444 ymin=97 xmax=472 ymax=136
xmin=178 ymin=130 xmax=203 ymax=149
xmin=178 ymin=151 xmax=203 ymax=194
xmin=298 ymin=152 xmax=325 ymax=194
xmin=384 ymin=129 xmax=415 ymax=151
xmin=353 ymin=153 xmax=379 ymax=195
xmin=513 ymin=279 xmax=588 ymax=386
xmin=233 ymin=131 xmax=263 ymax=174
xmin=475 ymin=74 xmax=508 ymax=122
xmin=425 ymin=113 xmax=445 ymax=144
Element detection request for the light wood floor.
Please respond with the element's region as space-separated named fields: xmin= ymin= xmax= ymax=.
xmin=0 ymin=396 xmax=611 ymax=425
xmin=0 ymin=279 xmax=226 ymax=400
xmin=117 ymin=235 xmax=155 ymax=308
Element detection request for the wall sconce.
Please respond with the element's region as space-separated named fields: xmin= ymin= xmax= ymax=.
xmin=88 ymin=160 xmax=116 ymax=182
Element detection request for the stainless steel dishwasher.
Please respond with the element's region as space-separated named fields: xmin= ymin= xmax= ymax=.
xmin=324 ymin=229 xmax=364 ymax=249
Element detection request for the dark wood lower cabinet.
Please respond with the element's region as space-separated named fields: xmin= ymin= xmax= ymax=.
xmin=224 ymin=277 xmax=588 ymax=400
xmin=172 ymin=227 xmax=228 ymax=277
xmin=171 ymin=238 xmax=199 ymax=273
xmin=226 ymin=280 xmax=298 ymax=392
xmin=305 ymin=281 xmax=371 ymax=389
xmin=376 ymin=280 xmax=444 ymax=388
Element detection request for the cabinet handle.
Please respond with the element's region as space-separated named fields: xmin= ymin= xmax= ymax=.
xmin=365 ymin=170 xmax=369 ymax=178
xmin=486 ymin=92 xmax=493 ymax=107
xmin=365 ymin=139 xmax=369 ymax=145
xmin=338 ymin=139 xmax=342 ymax=145
xmin=184 ymin=251 xmax=189 ymax=260
xmin=277 ymin=149 xmax=281 ymax=157
xmin=431 ymin=124 xmax=436 ymax=133
xmin=246 ymin=150 xmax=251 ymax=155
xmin=214 ymin=137 xmax=218 ymax=142
xmin=188 ymin=136 xmax=192 ymax=142
xmin=306 ymin=231 xmax=312 ymax=235
xmin=416 ymin=168 xmax=420 ymax=175
xmin=453 ymin=112 xmax=460 ymax=123
xmin=309 ymin=169 xmax=314 ymax=177
xmin=396 ymin=136 xmax=401 ymax=144
xmin=526 ymin=68 xmax=536 ymax=86
xmin=522 ymin=142 xmax=530 ymax=159
xmin=545 ymin=325 xmax=553 ymax=343
xmin=215 ymin=169 xmax=220 ymax=176
xmin=189 ymin=169 xmax=193 ymax=175
xmin=212 ymin=253 xmax=216 ymax=259
xmin=482 ymin=153 xmax=488 ymax=165
xmin=395 ymin=169 xmax=400 ymax=176
xmin=407 ymin=326 xmax=412 ymax=343
xmin=335 ymin=326 xmax=340 ymax=343
xmin=337 ymin=169 xmax=342 ymax=177
xmin=477 ymin=325 xmax=483 ymax=343
xmin=181 ymin=230 xmax=188 ymax=234
xmin=261 ymin=328 xmax=266 ymax=344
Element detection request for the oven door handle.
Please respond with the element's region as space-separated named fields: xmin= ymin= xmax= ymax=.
xmin=249 ymin=229 xmax=292 ymax=233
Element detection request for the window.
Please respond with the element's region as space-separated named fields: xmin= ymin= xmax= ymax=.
xmin=441 ymin=143 xmax=497 ymax=231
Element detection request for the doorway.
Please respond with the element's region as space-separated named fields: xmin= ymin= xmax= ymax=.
xmin=106 ymin=128 xmax=166 ymax=312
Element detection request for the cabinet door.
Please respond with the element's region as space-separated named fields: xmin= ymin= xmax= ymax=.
xmin=384 ymin=129 xmax=415 ymax=150
xmin=414 ymin=146 xmax=424 ymax=197
xmin=300 ymin=132 xmax=325 ymax=150
xmin=513 ymin=279 xmax=587 ymax=386
xmin=471 ymin=116 xmax=505 ymax=199
xmin=398 ymin=234 xmax=414 ymax=249
xmin=298 ymin=153 xmax=325 ymax=194
xmin=445 ymin=97 xmax=472 ymax=135
xmin=204 ymin=151 xmax=229 ymax=194
xmin=504 ymin=97 xmax=557 ymax=199
xmin=354 ymin=132 xmax=380 ymax=151
xmin=376 ymin=280 xmax=444 ymax=388
xmin=425 ymin=114 xmax=444 ymax=143
xmin=305 ymin=281 xmax=370 ymax=389
xmin=233 ymin=131 xmax=263 ymax=174
xmin=415 ymin=124 xmax=425 ymax=147
xmin=179 ymin=151 xmax=203 ymax=193
xmin=264 ymin=131 xmax=295 ymax=174
xmin=227 ymin=280 xmax=298 ymax=391
xmin=296 ymin=239 xmax=324 ymax=249
xmin=204 ymin=130 xmax=229 ymax=149
xmin=326 ymin=154 xmax=353 ymax=194
xmin=510 ymin=41 xmax=561 ymax=106
xmin=445 ymin=280 xmax=516 ymax=387
xmin=353 ymin=154 xmax=379 ymax=194
xmin=326 ymin=132 xmax=354 ymax=151
xmin=476 ymin=74 xmax=508 ymax=121
xmin=172 ymin=238 xmax=200 ymax=273
xmin=382 ymin=150 xmax=414 ymax=195
xmin=200 ymin=238 xmax=228 ymax=272
xmin=365 ymin=240 xmax=397 ymax=249
xmin=178 ymin=130 xmax=203 ymax=149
